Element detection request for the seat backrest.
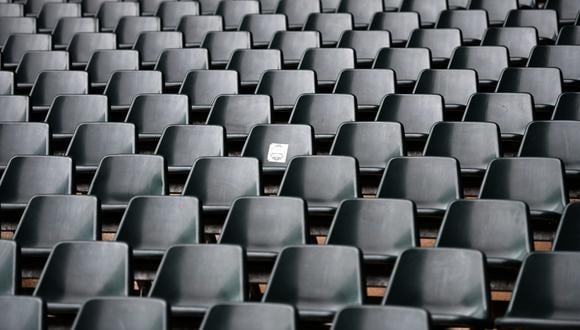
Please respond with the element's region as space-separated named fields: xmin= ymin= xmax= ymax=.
xmin=86 ymin=50 xmax=140 ymax=85
xmin=0 ymin=296 xmax=44 ymax=330
xmin=206 ymin=94 xmax=271 ymax=137
xmin=126 ymin=94 xmax=189 ymax=135
xmin=201 ymin=31 xmax=252 ymax=66
xmin=553 ymin=203 xmax=580 ymax=251
xmin=68 ymin=32 xmax=116 ymax=67
xmin=155 ymin=125 xmax=224 ymax=168
xmin=0 ymin=122 xmax=49 ymax=167
xmin=552 ymin=92 xmax=580 ymax=119
xmin=337 ymin=0 xmax=383 ymax=28
xmin=333 ymin=69 xmax=396 ymax=107
xmin=15 ymin=50 xmax=69 ymax=85
xmin=463 ymin=93 xmax=533 ymax=137
xmin=376 ymin=94 xmax=443 ymax=137
xmin=45 ymin=95 xmax=108 ymax=136
xmin=255 ymin=70 xmax=316 ymax=108
xmin=496 ymin=67 xmax=563 ymax=107
xmin=96 ymin=1 xmax=139 ymax=32
xmin=178 ymin=15 xmax=223 ymax=48
xmin=297 ymin=48 xmax=355 ymax=84
xmin=436 ymin=10 xmax=488 ymax=42
xmin=0 ymin=17 xmax=36 ymax=48
xmin=0 ymin=240 xmax=19 ymax=295
xmin=337 ymin=30 xmax=390 ymax=64
xmin=52 ymin=17 xmax=98 ymax=48
xmin=216 ymin=0 xmax=260 ymax=30
xmin=200 ymin=303 xmax=297 ymax=330
xmin=104 ymin=71 xmax=163 ymax=107
xmin=37 ymin=2 xmax=81 ymax=32
xmin=331 ymin=306 xmax=431 ymax=330
xmin=369 ymin=12 xmax=419 ymax=43
xmin=239 ymin=14 xmax=287 ymax=47
xmin=290 ymin=93 xmax=355 ymax=137
xmin=268 ymin=31 xmax=321 ymax=65
xmin=528 ymin=45 xmax=580 ymax=82
xmin=30 ymin=71 xmax=88 ymax=108
xmin=115 ymin=16 xmax=161 ymax=48
xmin=180 ymin=70 xmax=239 ymax=107
xmin=156 ymin=1 xmax=200 ymax=30
xmin=448 ymin=46 xmax=509 ymax=82
xmin=406 ymin=29 xmax=462 ymax=60
xmin=400 ymin=0 xmax=448 ymax=26
xmin=3 ymin=34 xmax=51 ymax=68
xmin=155 ymin=48 xmax=209 ymax=86
xmin=66 ymin=123 xmax=136 ymax=167
xmin=0 ymin=95 xmax=29 ymax=122
xmin=481 ymin=27 xmax=537 ymax=60
xmin=72 ymin=298 xmax=168 ymax=330
xmin=556 ymin=25 xmax=580 ymax=45
xmin=545 ymin=0 xmax=580 ymax=22
xmin=276 ymin=0 xmax=321 ymax=29
xmin=303 ymin=13 xmax=353 ymax=46
xmin=373 ymin=48 xmax=431 ymax=82
xmin=469 ymin=0 xmax=517 ymax=25
xmin=414 ymin=69 xmax=478 ymax=107
xmin=505 ymin=9 xmax=559 ymax=42
xmin=133 ymin=31 xmax=183 ymax=65
xmin=226 ymin=49 xmax=283 ymax=86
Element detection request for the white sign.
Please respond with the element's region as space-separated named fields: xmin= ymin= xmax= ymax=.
xmin=267 ymin=143 xmax=289 ymax=163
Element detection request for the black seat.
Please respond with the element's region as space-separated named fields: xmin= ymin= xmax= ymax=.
xmin=13 ymin=195 xmax=100 ymax=256
xmin=68 ymin=32 xmax=116 ymax=69
xmin=297 ymin=48 xmax=355 ymax=89
xmin=369 ymin=12 xmax=419 ymax=47
xmin=226 ymin=49 xmax=282 ymax=90
xmin=52 ymin=17 xmax=98 ymax=50
xmin=37 ymin=2 xmax=80 ymax=33
xmin=0 ymin=71 xmax=13 ymax=95
xmin=331 ymin=306 xmax=432 ymax=330
xmin=414 ymin=69 xmax=478 ymax=112
xmin=180 ymin=70 xmax=239 ymax=114
xmin=545 ymin=0 xmax=580 ymax=24
xmin=552 ymin=92 xmax=580 ymax=119
xmin=333 ymin=69 xmax=395 ymax=112
xmin=276 ymin=0 xmax=320 ymax=30
xmin=0 ymin=17 xmax=36 ymax=49
xmin=33 ymin=241 xmax=131 ymax=313
xmin=399 ymin=0 xmax=448 ymax=27
xmin=115 ymin=16 xmax=161 ymax=49
xmin=556 ymin=25 xmax=580 ymax=45
xmin=148 ymin=244 xmax=246 ymax=315
xmin=262 ymin=245 xmax=364 ymax=321
xmin=0 ymin=296 xmax=44 ymax=330
xmin=255 ymin=70 xmax=316 ymax=112
xmin=219 ymin=196 xmax=307 ymax=260
xmin=496 ymin=67 xmax=563 ymax=113
xmin=201 ymin=31 xmax=251 ymax=68
xmin=29 ymin=71 xmax=88 ymax=113
xmin=436 ymin=10 xmax=488 ymax=45
xmin=505 ymin=9 xmax=559 ymax=44
xmin=45 ymin=95 xmax=108 ymax=140
xmin=268 ymin=31 xmax=321 ymax=67
xmin=206 ymin=94 xmax=271 ymax=140
xmin=0 ymin=240 xmax=19 ymax=295
xmin=481 ymin=27 xmax=538 ymax=65
xmin=3 ymin=34 xmax=51 ymax=70
xmin=553 ymin=203 xmax=580 ymax=251
xmin=104 ymin=70 xmax=163 ymax=113
xmin=133 ymin=31 xmax=183 ymax=68
xmin=157 ymin=1 xmax=199 ymax=31
xmin=337 ymin=0 xmax=382 ymax=29
xmin=448 ymin=46 xmax=508 ymax=90
xmin=406 ymin=29 xmax=462 ymax=67
xmin=0 ymin=95 xmax=29 ymax=122
xmin=479 ymin=157 xmax=568 ymax=219
xmin=377 ymin=157 xmax=462 ymax=216
xmin=96 ymin=1 xmax=139 ymax=33
xmin=336 ymin=30 xmax=390 ymax=67
xmin=0 ymin=122 xmax=49 ymax=170
xmin=469 ymin=0 xmax=517 ymax=26
xmin=383 ymin=248 xmax=491 ymax=328
xmin=528 ymin=45 xmax=580 ymax=87
xmin=373 ymin=48 xmax=431 ymax=91
xmin=178 ymin=15 xmax=223 ymax=48
xmin=303 ymin=13 xmax=353 ymax=47
xmin=200 ymin=303 xmax=298 ymax=330
xmin=436 ymin=199 xmax=532 ymax=268
xmin=216 ymin=0 xmax=260 ymax=31
xmin=126 ymin=94 xmax=189 ymax=140
xmin=86 ymin=50 xmax=139 ymax=90
xmin=72 ymin=297 xmax=169 ymax=330
xmin=240 ymin=14 xmax=287 ymax=48
xmin=326 ymin=198 xmax=418 ymax=263
xmin=15 ymin=50 xmax=69 ymax=90
xmin=155 ymin=48 xmax=209 ymax=90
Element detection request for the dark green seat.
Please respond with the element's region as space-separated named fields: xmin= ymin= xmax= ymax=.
xmin=527 ymin=45 xmax=580 ymax=87
xmin=154 ymin=48 xmax=209 ymax=89
xmin=0 ymin=296 xmax=44 ymax=330
xmin=225 ymin=49 xmax=282 ymax=90
xmin=552 ymin=92 xmax=580 ymax=120
xmin=33 ymin=241 xmax=131 ymax=313
xmin=148 ymin=244 xmax=246 ymax=315
xmin=372 ymin=48 xmax=431 ymax=90
xmin=414 ymin=69 xmax=478 ymax=112
xmin=297 ymin=48 xmax=355 ymax=89
xmin=30 ymin=71 xmax=88 ymax=113
xmin=104 ymin=71 xmax=163 ymax=113
xmin=219 ymin=196 xmax=307 ymax=260
xmin=495 ymin=67 xmax=562 ymax=113
xmin=0 ymin=240 xmax=19 ymax=295
xmin=255 ymin=70 xmax=316 ymax=112
xmin=553 ymin=203 xmax=580 ymax=251
xmin=481 ymin=27 xmax=537 ymax=65
xmin=262 ymin=245 xmax=364 ymax=321
xmin=13 ymin=195 xmax=100 ymax=257
xmin=436 ymin=200 xmax=533 ymax=268
xmin=448 ymin=46 xmax=509 ymax=89
xmin=45 ymin=95 xmax=108 ymax=140
xmin=331 ymin=306 xmax=432 ymax=330
xmin=333 ymin=69 xmax=396 ymax=111
xmin=179 ymin=70 xmax=239 ymax=113
xmin=326 ymin=198 xmax=418 ymax=263
xmin=125 ymin=94 xmax=189 ymax=140
xmin=0 ymin=122 xmax=49 ymax=170
xmin=383 ymin=248 xmax=491 ymax=328
xmin=206 ymin=95 xmax=271 ymax=140
xmin=200 ymin=303 xmax=297 ymax=330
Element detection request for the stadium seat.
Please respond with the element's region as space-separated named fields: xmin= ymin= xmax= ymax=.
xmin=414 ymin=69 xmax=478 ymax=112
xmin=436 ymin=10 xmax=488 ymax=45
xmin=0 ymin=296 xmax=44 ymax=330
xmin=504 ymin=9 xmax=559 ymax=44
xmin=448 ymin=46 xmax=509 ymax=90
xmin=552 ymin=92 xmax=580 ymax=119
xmin=0 ymin=3 xmax=23 ymax=17
xmin=139 ymin=0 xmax=169 ymax=16
xmin=97 ymin=2 xmax=139 ymax=33
xmin=200 ymin=303 xmax=298 ymax=330
xmin=104 ymin=70 xmax=163 ymax=113
xmin=496 ymin=67 xmax=563 ymax=113
xmin=197 ymin=0 xmax=222 ymax=15
xmin=406 ymin=29 xmax=462 ymax=67
xmin=0 ymin=122 xmax=49 ymax=170
xmin=337 ymin=31 xmax=390 ymax=67
xmin=553 ymin=203 xmax=580 ymax=251
xmin=481 ymin=27 xmax=538 ymax=65
xmin=0 ymin=95 xmax=28 ymax=122
xmin=259 ymin=0 xmax=281 ymax=14
xmin=126 ymin=94 xmax=189 ymax=140
xmin=156 ymin=1 xmax=199 ymax=31
xmin=33 ymin=241 xmax=131 ymax=313
xmin=155 ymin=48 xmax=209 ymax=89
xmin=115 ymin=16 xmax=161 ymax=49
xmin=0 ymin=240 xmax=19 ymax=295
xmin=178 ymin=15 xmax=223 ymax=48
xmin=226 ymin=49 xmax=283 ymax=90
xmin=30 ymin=71 xmax=88 ymax=113
xmin=469 ymin=0 xmax=517 ymax=26
xmin=298 ymin=48 xmax=355 ymax=89
xmin=24 ymin=0 xmax=62 ymax=18
xmin=331 ymin=306 xmax=432 ymax=330
xmin=268 ymin=31 xmax=321 ymax=67
xmin=52 ymin=17 xmax=98 ymax=50
xmin=45 ymin=95 xmax=108 ymax=140
xmin=68 ymin=32 xmax=116 ymax=69
xmin=239 ymin=14 xmax=287 ymax=48
xmin=544 ymin=0 xmax=580 ymax=25
xmin=400 ymin=0 xmax=447 ymax=28
xmin=206 ymin=94 xmax=271 ymax=140
xmin=373 ymin=48 xmax=431 ymax=91
xmin=86 ymin=50 xmax=140 ymax=90
xmin=528 ymin=45 xmax=580 ymax=87
xmin=180 ymin=70 xmax=239 ymax=114
xmin=216 ymin=0 xmax=260 ymax=31
xmin=37 ymin=2 xmax=80 ymax=33
xmin=15 ymin=51 xmax=69 ymax=90
xmin=255 ymin=70 xmax=316 ymax=112
xmin=2 ymin=34 xmax=51 ymax=70
xmin=369 ymin=12 xmax=420 ymax=47
xmin=276 ymin=0 xmax=320 ymax=29
xmin=81 ymin=0 xmax=117 ymax=17
xmin=382 ymin=0 xmax=403 ymax=11
xmin=556 ymin=25 xmax=580 ymax=45
xmin=201 ymin=31 xmax=252 ymax=68
xmin=133 ymin=31 xmax=183 ymax=68
xmin=0 ymin=17 xmax=36 ymax=49
xmin=337 ymin=0 xmax=383 ymax=29
xmin=303 ymin=13 xmax=353 ymax=47
xmin=333 ymin=69 xmax=395 ymax=111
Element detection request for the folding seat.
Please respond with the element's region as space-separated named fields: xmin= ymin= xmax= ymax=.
xmin=200 ymin=303 xmax=298 ymax=330
xmin=557 ymin=25 xmax=580 ymax=45
xmin=0 ymin=95 xmax=28 ymax=122
xmin=156 ymin=1 xmax=199 ymax=31
xmin=115 ymin=196 xmax=201 ymax=258
xmin=496 ymin=67 xmax=562 ymax=113
xmin=88 ymin=154 xmax=166 ymax=210
xmin=463 ymin=93 xmax=534 ymax=141
xmin=182 ymin=157 xmax=261 ymax=213
xmin=505 ymin=10 xmax=559 ymax=44
xmin=115 ymin=16 xmax=161 ymax=49
xmin=399 ymin=0 xmax=448 ymax=28
xmin=369 ymin=12 xmax=420 ymax=47
xmin=414 ymin=69 xmax=478 ymax=112
xmin=336 ymin=31 xmax=391 ymax=67
xmin=0 ymin=240 xmax=19 ymax=295
xmin=201 ymin=31 xmax=252 ymax=68
xmin=495 ymin=252 xmax=580 ymax=329
xmin=382 ymin=0 xmax=403 ymax=11
xmin=0 ymin=296 xmax=44 ymax=330
xmin=219 ymin=196 xmax=307 ymax=259
xmin=2 ymin=34 xmax=51 ymax=70
xmin=155 ymin=49 xmax=209 ymax=91
xmin=262 ymin=245 xmax=364 ymax=320
xmin=333 ymin=69 xmax=396 ymax=111
xmin=72 ymin=298 xmax=169 ymax=330
xmin=96 ymin=2 xmax=139 ymax=33
xmin=448 ymin=46 xmax=509 ymax=90
xmin=255 ymin=70 xmax=316 ymax=112
xmin=239 ymin=14 xmax=287 ymax=48
xmin=268 ymin=31 xmax=321 ymax=67
xmin=553 ymin=203 xmax=580 ymax=251
xmin=33 ymin=241 xmax=130 ymax=313
xmin=24 ymin=0 xmax=63 ymax=18
xmin=68 ymin=32 xmax=116 ymax=69
xmin=330 ymin=122 xmax=404 ymax=174
xmin=383 ymin=248 xmax=491 ymax=328
xmin=298 ymin=48 xmax=355 ymax=90
xmin=436 ymin=10 xmax=489 ymax=45
xmin=0 ymin=3 xmax=23 ymax=17
xmin=13 ymin=195 xmax=100 ymax=256
xmin=322 ymin=0 xmax=340 ymax=12
xmin=0 ymin=122 xmax=49 ymax=170
xmin=258 ymin=0 xmax=280 ymax=14
xmin=86 ymin=50 xmax=140 ymax=90
xmin=133 ymin=31 xmax=183 ymax=68
xmin=373 ymin=48 xmax=431 ymax=91
xmin=479 ymin=158 xmax=568 ymax=219
xmin=139 ymin=0 xmax=169 ymax=16
xmin=289 ymin=94 xmax=355 ymax=142
xmin=528 ymin=45 xmax=580 ymax=88
xmin=81 ymin=0 xmax=118 ymax=17
xmin=148 ymin=244 xmax=246 ymax=315
xmin=216 ymin=0 xmax=260 ymax=31
xmin=179 ymin=70 xmax=239 ymax=113
xmin=0 ymin=17 xmax=36 ymax=49
xmin=337 ymin=0 xmax=383 ymax=29
xmin=197 ymin=0 xmax=222 ymax=15
xmin=178 ymin=15 xmax=223 ymax=48
xmin=424 ymin=122 xmax=501 ymax=176
xmin=37 ymin=2 xmax=80 ymax=33
xmin=29 ymin=71 xmax=88 ymax=113
xmin=302 ymin=13 xmax=353 ymax=47
xmin=481 ymin=27 xmax=538 ymax=65
xmin=206 ymin=95 xmax=271 ymax=141
xmin=45 ymin=95 xmax=108 ymax=140
xmin=276 ymin=0 xmax=320 ymax=30
xmin=326 ymin=198 xmax=417 ymax=263
xmin=332 ymin=307 xmax=431 ymax=330
xmin=469 ymin=0 xmax=517 ymax=26
xmin=436 ymin=200 xmax=532 ymax=268
xmin=126 ymin=94 xmax=189 ymax=140
xmin=552 ymin=92 xmax=580 ymax=119
xmin=104 ymin=71 xmax=163 ymax=113
xmin=406 ymin=29 xmax=462 ymax=67
xmin=545 ymin=0 xmax=580 ymax=25
xmin=15 ymin=50 xmax=69 ymax=90
xmin=241 ymin=124 xmax=313 ymax=174
xmin=52 ymin=17 xmax=99 ymax=50
xmin=66 ymin=123 xmax=136 ymax=173
xmin=226 ymin=49 xmax=283 ymax=90
xmin=155 ymin=125 xmax=225 ymax=174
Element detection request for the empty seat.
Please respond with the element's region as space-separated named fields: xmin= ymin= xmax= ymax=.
xmin=262 ymin=245 xmax=364 ymax=320
xmin=206 ymin=94 xmax=271 ymax=140
xmin=68 ymin=32 xmax=116 ymax=69
xmin=52 ymin=17 xmax=98 ymax=49
xmin=436 ymin=10 xmax=488 ymax=44
xmin=528 ymin=45 xmax=580 ymax=87
xmin=255 ymin=70 xmax=316 ymax=112
xmin=552 ymin=92 xmax=580 ymax=119
xmin=115 ymin=16 xmax=161 ymax=49
xmin=86 ymin=50 xmax=139 ymax=90
xmin=133 ymin=31 xmax=183 ymax=68
xmin=148 ymin=244 xmax=246 ymax=315
xmin=45 ymin=95 xmax=108 ymax=139
xmin=156 ymin=1 xmax=199 ymax=31
xmin=216 ymin=0 xmax=260 ymax=31
xmin=0 ymin=240 xmax=19 ymax=295
xmin=337 ymin=0 xmax=383 ymax=28
xmin=556 ymin=25 xmax=580 ymax=45
xmin=30 ymin=71 xmax=88 ymax=112
xmin=3 ymin=34 xmax=51 ymax=70
xmin=115 ymin=196 xmax=201 ymax=258
xmin=505 ymin=9 xmax=559 ymax=44
xmin=201 ymin=31 xmax=251 ymax=68
xmin=268 ymin=31 xmax=321 ymax=66
xmin=414 ymin=69 xmax=478 ymax=111
xmin=482 ymin=27 xmax=538 ymax=65
xmin=553 ymin=203 xmax=580 ymax=251
xmin=303 ymin=13 xmax=353 ymax=47
xmin=15 ymin=51 xmax=69 ymax=89
xmin=337 ymin=31 xmax=391 ymax=67
xmin=97 ymin=2 xmax=139 ymax=32
xmin=448 ymin=46 xmax=509 ymax=89
xmin=437 ymin=200 xmax=532 ymax=267
xmin=24 ymin=0 xmax=62 ymax=18
xmin=401 ymin=0 xmax=447 ymax=28
xmin=219 ymin=196 xmax=307 ymax=259
xmin=369 ymin=12 xmax=419 ymax=47
xmin=377 ymin=157 xmax=462 ymax=216
xmin=0 ymin=296 xmax=44 ymax=330
xmin=479 ymin=157 xmax=568 ymax=218
xmin=33 ymin=241 xmax=130 ymax=313
xmin=0 ymin=95 xmax=28 ymax=122
xmin=298 ymin=48 xmax=355 ymax=89
xmin=0 ymin=17 xmax=36 ymax=49
xmin=545 ymin=0 xmax=580 ymax=24
xmin=326 ymin=198 xmax=418 ymax=263
xmin=155 ymin=48 xmax=209 ymax=89
xmin=373 ymin=48 xmax=431 ymax=90
xmin=197 ymin=0 xmax=222 ymax=15
xmin=180 ymin=70 xmax=239 ymax=113
xmin=104 ymin=71 xmax=163 ymax=112
xmin=0 ymin=3 xmax=23 ymax=17
xmin=89 ymin=154 xmax=166 ymax=210
xmin=72 ymin=298 xmax=168 ymax=330
xmin=469 ymin=0 xmax=517 ymax=26
xmin=406 ymin=29 xmax=462 ymax=66
xmin=276 ymin=0 xmax=320 ymax=29
xmin=126 ymin=94 xmax=189 ymax=139
xmin=0 ymin=123 xmax=48 ymax=170
xmin=37 ymin=2 xmax=80 ymax=33
xmin=290 ymin=94 xmax=355 ymax=141
xmin=496 ymin=67 xmax=563 ymax=112
xmin=240 ymin=14 xmax=287 ymax=48
xmin=333 ymin=69 xmax=396 ymax=111
xmin=226 ymin=49 xmax=282 ymax=89
xmin=260 ymin=0 xmax=281 ymax=13
xmin=178 ymin=15 xmax=223 ymax=48
xmin=332 ymin=306 xmax=431 ymax=330
xmin=139 ymin=0 xmax=169 ymax=16
xmin=383 ymin=248 xmax=491 ymax=328
xmin=200 ymin=303 xmax=297 ymax=330
xmin=13 ymin=195 xmax=100 ymax=256
xmin=496 ymin=252 xmax=580 ymax=329
xmin=81 ymin=0 xmax=117 ymax=17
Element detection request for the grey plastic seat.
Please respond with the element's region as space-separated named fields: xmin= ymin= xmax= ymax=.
xmin=0 ymin=122 xmax=49 ymax=170
xmin=331 ymin=306 xmax=432 ymax=330
xmin=260 ymin=0 xmax=281 ymax=13
xmin=132 ymin=31 xmax=183 ymax=68
xmin=469 ymin=0 xmax=517 ymax=26
xmin=373 ymin=48 xmax=431 ymax=90
xmin=0 ymin=296 xmax=44 ymax=330
xmin=226 ymin=49 xmax=283 ymax=90
xmin=333 ymin=69 xmax=396 ymax=111
xmin=303 ymin=13 xmax=353 ymax=47
xmin=0 ymin=3 xmax=23 ymax=17
xmin=155 ymin=48 xmax=209 ymax=89
xmin=268 ymin=31 xmax=321 ymax=67
xmin=201 ymin=31 xmax=252 ymax=68
xmin=369 ymin=12 xmax=420 ymax=47
xmin=481 ymin=27 xmax=538 ymax=65
xmin=298 ymin=48 xmax=355 ymax=89
xmin=504 ymin=9 xmax=559 ymax=44
xmin=139 ymin=0 xmax=169 ymax=16
xmin=206 ymin=94 xmax=271 ymax=140
xmin=197 ymin=0 xmax=222 ymax=14
xmin=96 ymin=1 xmax=139 ymax=33
xmin=45 ymin=95 xmax=108 ymax=140
xmin=200 ymin=303 xmax=298 ymax=330
xmin=552 ymin=92 xmax=580 ymax=120
xmin=553 ymin=203 xmax=580 ymax=251
xmin=52 ymin=17 xmax=98 ymax=50
xmin=81 ymin=0 xmax=118 ymax=17
xmin=240 ymin=14 xmax=287 ymax=48
xmin=0 ymin=240 xmax=19 ymax=295
xmin=276 ymin=0 xmax=320 ymax=29
xmin=337 ymin=0 xmax=383 ymax=29
xmin=37 ymin=2 xmax=80 ymax=33
xmin=400 ymin=0 xmax=447 ymax=27
xmin=2 ymin=34 xmax=51 ymax=70
xmin=0 ymin=95 xmax=28 ymax=122
xmin=556 ymin=25 xmax=580 ymax=45
xmin=68 ymin=32 xmax=116 ymax=69
xmin=336 ymin=30 xmax=390 ymax=67
xmin=528 ymin=45 xmax=580 ymax=87
xmin=448 ymin=46 xmax=509 ymax=90
xmin=29 ymin=71 xmax=88 ymax=113
xmin=24 ymin=0 xmax=62 ymax=18
xmin=255 ymin=70 xmax=316 ymax=112
xmin=86 ymin=50 xmax=139 ymax=90
xmin=178 ymin=15 xmax=223 ymax=48
xmin=414 ymin=69 xmax=478 ymax=112
xmin=156 ymin=1 xmax=200 ymax=31
xmin=126 ymin=94 xmax=188 ymax=139
xmin=0 ymin=71 xmax=13 ymax=95
xmin=179 ymin=70 xmax=239 ymax=113
xmin=545 ymin=0 xmax=580 ymax=24
xmin=115 ymin=16 xmax=161 ymax=49
xmin=0 ymin=17 xmax=36 ymax=49
xmin=436 ymin=10 xmax=489 ymax=45
xmin=15 ymin=50 xmax=69 ymax=89
xmin=104 ymin=71 xmax=163 ymax=113
xmin=496 ymin=67 xmax=563 ymax=113
xmin=216 ymin=0 xmax=260 ymax=31
xmin=406 ymin=29 xmax=462 ymax=67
